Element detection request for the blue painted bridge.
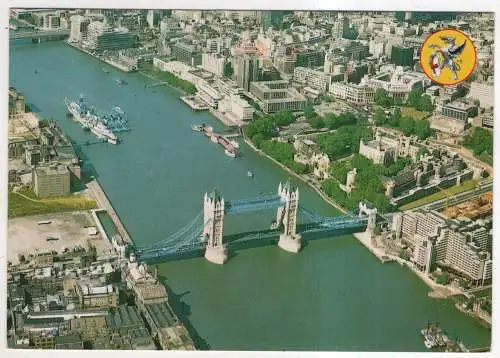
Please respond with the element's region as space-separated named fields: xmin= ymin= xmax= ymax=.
xmin=132 ymin=183 xmax=374 ymax=264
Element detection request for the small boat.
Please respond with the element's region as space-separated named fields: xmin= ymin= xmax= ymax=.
xmin=225 ymin=149 xmax=236 ymax=158
xmin=191 ymin=124 xmax=205 ymax=132
xmin=34 ymin=69 xmax=38 ymax=74
xmin=115 ymin=78 xmax=128 ymax=85
xmin=247 ymin=171 xmax=254 ymax=178
xmin=102 ymin=68 xmax=110 ymax=74
xmin=230 ymin=140 xmax=240 ymax=149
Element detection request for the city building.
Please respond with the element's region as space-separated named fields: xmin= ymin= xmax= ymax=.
xmin=467 ymin=82 xmax=494 ymax=109
xmin=293 ymin=67 xmax=331 ymax=92
xmin=84 ymin=21 xmax=137 ymax=52
xmin=233 ymin=54 xmax=261 ymax=92
xmin=215 ymin=77 xmax=243 ymax=96
xmin=329 ymin=82 xmax=374 ymax=104
xmin=33 ymin=164 xmax=70 ymax=198
xmin=8 ymin=89 xmax=25 ymax=118
xmin=359 ymin=138 xmax=396 ymax=166
xmin=295 ymin=49 xmax=325 ymax=68
xmin=274 ymin=46 xmax=296 ymax=75
xmin=201 ymin=53 xmax=225 ymax=77
xmin=171 ymin=40 xmax=202 ymax=67
xmin=440 ymin=101 xmax=478 ymax=121
xmin=75 ymin=281 xmax=119 ymax=308
xmin=394 ymin=209 xmax=493 ymax=284
xmin=250 ymin=80 xmax=307 ymax=113
xmin=430 ymin=115 xmax=467 ymax=135
xmin=261 ymin=10 xmax=289 ymax=29
xmin=219 ymin=95 xmax=255 ymax=122
xmin=361 ymin=65 xmax=429 ymax=100
xmin=69 ymin=15 xmax=90 ymax=43
xmin=195 ymin=81 xmax=222 ymax=108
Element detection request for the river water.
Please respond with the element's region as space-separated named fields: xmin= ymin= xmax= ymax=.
xmin=9 ymin=41 xmax=491 ymax=351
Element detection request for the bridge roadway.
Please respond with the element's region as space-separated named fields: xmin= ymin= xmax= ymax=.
xmin=135 ymin=217 xmax=368 ymax=264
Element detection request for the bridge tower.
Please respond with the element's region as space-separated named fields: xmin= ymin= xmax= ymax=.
xmin=277 ymin=182 xmax=302 ymax=253
xmin=359 ymin=201 xmax=378 ymax=238
xmin=203 ymin=190 xmax=228 ymax=264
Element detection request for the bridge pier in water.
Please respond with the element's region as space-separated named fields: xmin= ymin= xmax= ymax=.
xmin=276 ymin=182 xmax=302 ymax=253
xmin=203 ymin=191 xmax=228 ymax=265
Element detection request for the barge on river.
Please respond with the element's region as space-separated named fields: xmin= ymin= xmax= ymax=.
xmin=192 ymin=123 xmax=240 ymax=158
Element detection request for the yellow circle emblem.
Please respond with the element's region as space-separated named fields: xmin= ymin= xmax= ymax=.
xmin=420 ymin=28 xmax=477 ymax=86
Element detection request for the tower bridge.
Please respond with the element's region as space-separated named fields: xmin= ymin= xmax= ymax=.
xmin=133 ymin=182 xmax=377 ymax=265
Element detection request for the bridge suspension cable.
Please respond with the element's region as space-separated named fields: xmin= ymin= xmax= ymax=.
xmin=134 ymin=211 xmax=204 ymax=250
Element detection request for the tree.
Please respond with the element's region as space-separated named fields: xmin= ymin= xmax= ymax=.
xmin=309 ymin=116 xmax=325 ymax=129
xmin=374 ymin=88 xmax=394 ymax=108
xmin=373 ymin=108 xmax=387 ymax=126
xmin=407 ymin=88 xmax=423 ymax=108
xmin=480 ymin=300 xmax=492 ymax=315
xmin=399 ymin=116 xmax=415 ymax=136
xmin=418 ymin=94 xmax=434 ymax=112
xmin=223 ymin=62 xmax=233 ymax=78
xmin=436 ymin=273 xmax=450 ymax=285
xmin=303 ymin=106 xmax=316 ymax=119
xmin=413 ymin=119 xmax=433 ymax=140
xmin=463 ymin=127 xmax=493 ymax=156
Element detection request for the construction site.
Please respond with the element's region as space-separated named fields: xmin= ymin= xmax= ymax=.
xmin=442 ymin=192 xmax=493 ymax=220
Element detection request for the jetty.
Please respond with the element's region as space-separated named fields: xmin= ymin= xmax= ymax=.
xmin=87 ymin=179 xmax=132 ymax=252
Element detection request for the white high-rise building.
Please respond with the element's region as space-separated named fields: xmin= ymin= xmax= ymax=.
xmin=69 ymin=15 xmax=86 ymax=43
xmin=202 ymin=53 xmax=226 ymax=77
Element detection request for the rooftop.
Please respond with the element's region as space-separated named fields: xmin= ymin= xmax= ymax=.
xmin=35 ymin=164 xmax=69 ymax=176
xmin=106 ymin=306 xmax=143 ymax=329
xmin=145 ymin=302 xmax=179 ymax=328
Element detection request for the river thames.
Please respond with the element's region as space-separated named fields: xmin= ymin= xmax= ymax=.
xmin=9 ymin=41 xmax=491 ymax=351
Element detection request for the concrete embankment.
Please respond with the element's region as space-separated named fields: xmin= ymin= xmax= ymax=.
xmin=87 ymin=179 xmax=132 ymax=245
xmin=65 ymin=42 xmax=134 ymax=72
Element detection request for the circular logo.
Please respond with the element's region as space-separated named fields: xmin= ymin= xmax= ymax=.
xmin=420 ymin=28 xmax=477 ymax=86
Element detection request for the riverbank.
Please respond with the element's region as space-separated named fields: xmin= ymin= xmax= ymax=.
xmin=65 ymin=41 xmax=136 ymax=72
xmin=244 ymin=135 xmax=348 ymax=214
xmin=139 ymin=70 xmax=188 ymax=95
xmin=454 ymin=302 xmax=492 ymax=326
xmin=86 ymin=179 xmax=133 ymax=246
xmin=352 ymin=232 xmax=465 ymax=300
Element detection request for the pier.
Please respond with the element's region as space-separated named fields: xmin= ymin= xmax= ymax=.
xmin=145 ymin=82 xmax=168 ymax=88
xmin=180 ymin=95 xmax=209 ymax=111
xmin=193 ymin=124 xmax=239 ymax=158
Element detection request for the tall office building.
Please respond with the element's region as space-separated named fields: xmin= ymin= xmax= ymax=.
xmin=69 ymin=15 xmax=90 ymax=43
xmin=391 ymin=46 xmax=415 ymax=67
xmin=234 ymin=55 xmax=261 ymax=92
xmin=85 ymin=21 xmax=137 ymax=51
xmin=33 ymin=165 xmax=70 ymax=198
xmin=261 ymin=11 xmax=291 ymax=29
xmin=146 ymin=10 xmax=164 ymax=29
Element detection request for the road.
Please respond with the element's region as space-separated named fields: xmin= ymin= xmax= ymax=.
xmin=415 ymin=181 xmax=492 ymax=211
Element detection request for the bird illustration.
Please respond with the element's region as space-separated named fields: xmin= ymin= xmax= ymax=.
xmin=428 ymin=36 xmax=467 ymax=80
